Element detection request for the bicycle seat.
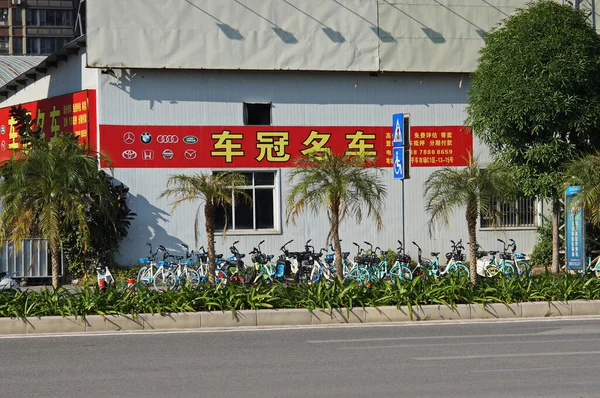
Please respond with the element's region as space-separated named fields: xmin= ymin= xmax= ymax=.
xmin=267 ymin=254 xmax=274 ymax=260
xmin=216 ymin=254 xmax=223 ymax=259
xmin=430 ymin=252 xmax=440 ymax=256
xmin=342 ymin=252 xmax=350 ymax=257
xmin=488 ymin=251 xmax=498 ymax=255
xmin=174 ymin=255 xmax=184 ymax=260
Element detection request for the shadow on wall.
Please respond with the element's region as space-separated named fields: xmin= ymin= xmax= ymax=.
xmin=115 ymin=192 xmax=186 ymax=266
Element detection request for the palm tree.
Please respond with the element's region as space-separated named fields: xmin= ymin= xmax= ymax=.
xmin=423 ymin=156 xmax=513 ymax=284
xmin=286 ymin=151 xmax=387 ymax=282
xmin=565 ymin=153 xmax=600 ymax=226
xmin=0 ymin=134 xmax=110 ymax=288
xmin=159 ymin=172 xmax=248 ymax=285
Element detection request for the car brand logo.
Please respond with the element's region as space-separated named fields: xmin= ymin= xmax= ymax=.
xmin=184 ymin=149 xmax=197 ymax=160
xmin=122 ymin=150 xmax=137 ymax=160
xmin=142 ymin=150 xmax=154 ymax=160
xmin=140 ymin=132 xmax=152 ymax=144
xmin=183 ymin=135 xmax=198 ymax=144
xmin=123 ymin=132 xmax=135 ymax=144
xmin=162 ymin=149 xmax=174 ymax=160
xmin=0 ymin=141 xmax=5 ymax=151
xmin=157 ymin=135 xmax=179 ymax=144
xmin=1 ymin=125 xmax=5 ymax=135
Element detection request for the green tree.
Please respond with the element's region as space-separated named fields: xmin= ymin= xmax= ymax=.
xmin=423 ymin=156 xmax=513 ymax=284
xmin=159 ymin=172 xmax=247 ymax=285
xmin=0 ymin=130 xmax=110 ymax=288
xmin=286 ymin=151 xmax=387 ymax=282
xmin=466 ymin=0 xmax=600 ymax=273
xmin=62 ymin=170 xmax=136 ymax=279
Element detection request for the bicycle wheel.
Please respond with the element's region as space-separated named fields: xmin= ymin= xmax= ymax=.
xmin=154 ymin=270 xmax=176 ymax=291
xmin=137 ymin=266 xmax=152 ymax=285
xmin=503 ymin=263 xmax=515 ymax=278
xmin=516 ymin=261 xmax=532 ymax=277
xmin=389 ymin=263 xmax=412 ymax=283
xmin=181 ymin=269 xmax=200 ymax=288
xmin=484 ymin=264 xmax=500 ymax=277
xmin=346 ymin=267 xmax=368 ymax=284
xmin=449 ymin=263 xmax=469 ymax=278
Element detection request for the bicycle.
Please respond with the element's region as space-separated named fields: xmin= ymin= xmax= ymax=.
xmin=215 ymin=241 xmax=248 ymax=284
xmin=389 ymin=241 xmax=413 ymax=282
xmin=249 ymin=240 xmax=276 ymax=283
xmin=137 ymin=243 xmax=176 ymax=291
xmin=414 ymin=240 xmax=469 ymax=278
xmin=493 ymin=239 xmax=528 ymax=278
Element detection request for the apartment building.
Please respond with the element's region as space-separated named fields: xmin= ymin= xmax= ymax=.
xmin=0 ymin=0 xmax=76 ymax=55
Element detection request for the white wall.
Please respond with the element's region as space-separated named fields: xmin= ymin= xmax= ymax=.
xmin=97 ymin=68 xmax=540 ymax=265
xmin=0 ymin=49 xmax=98 ymax=108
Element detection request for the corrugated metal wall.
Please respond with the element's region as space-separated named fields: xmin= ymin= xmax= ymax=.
xmin=99 ymin=69 xmax=541 ymax=265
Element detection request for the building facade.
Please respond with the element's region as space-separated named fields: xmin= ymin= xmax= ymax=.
xmin=0 ymin=0 xmax=76 ymax=55
xmin=0 ymin=0 xmax=554 ymax=268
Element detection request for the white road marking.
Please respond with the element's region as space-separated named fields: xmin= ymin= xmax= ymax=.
xmin=472 ymin=365 xmax=600 ymax=373
xmin=415 ymin=351 xmax=600 ymax=361
xmin=335 ymin=338 xmax=600 ymax=350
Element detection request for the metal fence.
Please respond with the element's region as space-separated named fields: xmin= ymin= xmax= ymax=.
xmin=481 ymin=197 xmax=537 ymax=228
xmin=0 ymin=239 xmax=62 ymax=278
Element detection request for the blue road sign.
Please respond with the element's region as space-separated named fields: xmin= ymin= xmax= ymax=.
xmin=392 ymin=113 xmax=404 ymax=147
xmin=566 ymin=186 xmax=585 ymax=270
xmin=393 ymin=147 xmax=404 ymax=180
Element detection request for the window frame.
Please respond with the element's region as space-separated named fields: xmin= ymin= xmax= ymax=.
xmin=479 ymin=196 xmax=538 ymax=230
xmin=214 ymin=169 xmax=281 ymax=235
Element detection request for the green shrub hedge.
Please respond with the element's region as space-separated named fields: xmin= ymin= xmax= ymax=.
xmin=1 ymin=273 xmax=599 ymax=319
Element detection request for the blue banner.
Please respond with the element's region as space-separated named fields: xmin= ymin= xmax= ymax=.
xmin=565 ymin=186 xmax=585 ymax=270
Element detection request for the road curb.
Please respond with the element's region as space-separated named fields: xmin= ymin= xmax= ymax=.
xmin=1 ymin=300 xmax=597 ymax=334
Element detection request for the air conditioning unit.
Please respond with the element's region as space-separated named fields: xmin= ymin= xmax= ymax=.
xmin=11 ymin=0 xmax=22 ymax=6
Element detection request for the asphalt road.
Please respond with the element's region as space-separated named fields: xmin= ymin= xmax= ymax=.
xmin=2 ymin=317 xmax=600 ymax=397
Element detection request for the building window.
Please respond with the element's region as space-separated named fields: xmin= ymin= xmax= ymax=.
xmin=0 ymin=9 xmax=8 ymax=26
xmin=480 ymin=197 xmax=537 ymax=228
xmin=26 ymin=9 xmax=73 ymax=27
xmin=244 ymin=102 xmax=271 ymax=125
xmin=12 ymin=37 xmax=22 ymax=55
xmin=26 ymin=37 xmax=69 ymax=55
xmin=214 ymin=171 xmax=278 ymax=231
xmin=12 ymin=8 xmax=22 ymax=26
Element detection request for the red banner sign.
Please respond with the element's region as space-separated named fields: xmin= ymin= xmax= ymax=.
xmin=100 ymin=125 xmax=394 ymax=168
xmin=0 ymin=90 xmax=97 ymax=162
xmin=100 ymin=124 xmax=473 ymax=168
xmin=409 ymin=126 xmax=472 ymax=167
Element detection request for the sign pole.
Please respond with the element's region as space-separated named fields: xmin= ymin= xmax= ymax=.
xmin=402 ymin=178 xmax=406 ymax=257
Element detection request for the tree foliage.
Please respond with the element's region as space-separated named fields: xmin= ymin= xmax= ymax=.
xmin=423 ymin=156 xmax=514 ymax=284
xmin=286 ymin=151 xmax=387 ymax=282
xmin=467 ymin=0 xmax=600 ymax=200
xmin=0 ymin=130 xmax=111 ymax=287
xmin=62 ymin=171 xmax=136 ymax=279
xmin=159 ymin=172 xmax=248 ymax=285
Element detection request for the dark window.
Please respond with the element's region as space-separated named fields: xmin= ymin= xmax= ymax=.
xmin=214 ymin=171 xmax=278 ymax=231
xmin=12 ymin=9 xmax=22 ymax=26
xmin=25 ymin=9 xmax=37 ymax=26
xmin=244 ymin=103 xmax=271 ymax=125
xmin=12 ymin=37 xmax=22 ymax=55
